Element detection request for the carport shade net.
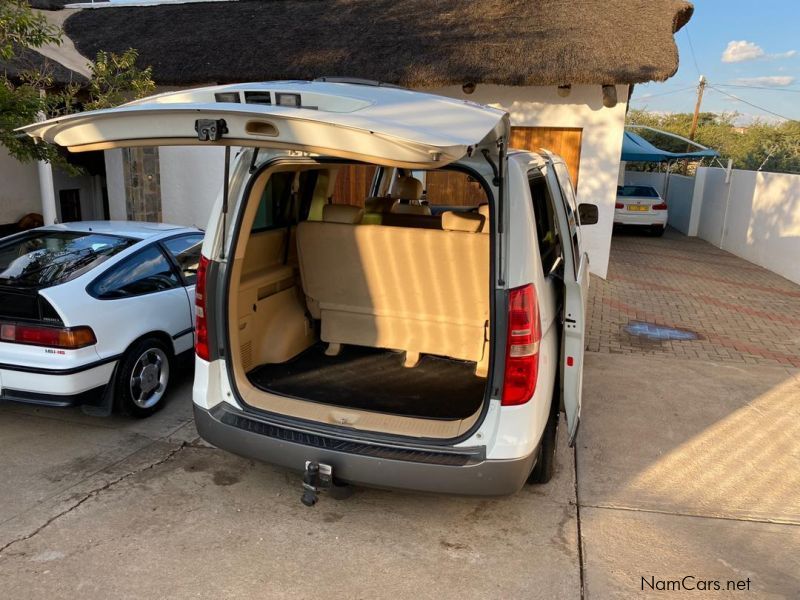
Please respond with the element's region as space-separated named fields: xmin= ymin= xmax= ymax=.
xmin=621 ymin=131 xmax=718 ymax=162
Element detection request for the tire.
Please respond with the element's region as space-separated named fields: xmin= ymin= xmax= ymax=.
xmin=115 ymin=337 xmax=172 ymax=418
xmin=528 ymin=389 xmax=560 ymax=484
xmin=651 ymin=225 xmax=666 ymax=237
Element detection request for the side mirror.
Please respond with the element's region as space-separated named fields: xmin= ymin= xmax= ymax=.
xmin=578 ymin=203 xmax=599 ymax=225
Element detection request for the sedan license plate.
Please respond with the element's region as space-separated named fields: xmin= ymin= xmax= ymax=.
xmin=627 ymin=205 xmax=649 ymax=211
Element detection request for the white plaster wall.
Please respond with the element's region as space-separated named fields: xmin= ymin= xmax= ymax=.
xmin=664 ymin=174 xmax=694 ymax=234
xmin=623 ymin=171 xmax=666 ymax=194
xmin=104 ymin=148 xmax=127 ymax=220
xmin=51 ymin=167 xmax=99 ymax=222
xmin=0 ymin=147 xmax=41 ymax=223
xmin=159 ymin=146 xmax=225 ymax=229
xmin=695 ymin=167 xmax=729 ymax=246
xmin=429 ymin=84 xmax=629 ymax=278
xmin=695 ymin=167 xmax=800 ymax=285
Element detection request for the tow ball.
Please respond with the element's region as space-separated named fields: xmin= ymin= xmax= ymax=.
xmin=300 ymin=461 xmax=353 ymax=506
xmin=301 ymin=461 xmax=332 ymax=506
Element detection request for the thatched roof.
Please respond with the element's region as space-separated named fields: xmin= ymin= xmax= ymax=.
xmin=63 ymin=0 xmax=693 ymax=88
xmin=28 ymin=0 xmax=73 ymax=9
xmin=1 ymin=45 xmax=87 ymax=86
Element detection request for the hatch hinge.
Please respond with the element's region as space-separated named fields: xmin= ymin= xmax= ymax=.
xmin=195 ymin=119 xmax=228 ymax=142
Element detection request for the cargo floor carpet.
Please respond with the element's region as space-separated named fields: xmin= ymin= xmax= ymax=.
xmin=247 ymin=343 xmax=485 ymax=420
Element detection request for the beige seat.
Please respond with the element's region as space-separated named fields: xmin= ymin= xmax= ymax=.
xmin=390 ymin=176 xmax=431 ymax=216
xmin=322 ymin=204 xmax=364 ymax=224
xmin=478 ymin=204 xmax=490 ymax=232
xmin=296 ymin=220 xmax=490 ymax=370
xmin=442 ymin=210 xmax=484 ymax=233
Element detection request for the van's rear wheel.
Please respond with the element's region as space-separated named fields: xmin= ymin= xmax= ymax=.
xmin=116 ymin=337 xmax=172 ymax=418
xmin=528 ymin=391 xmax=559 ymax=484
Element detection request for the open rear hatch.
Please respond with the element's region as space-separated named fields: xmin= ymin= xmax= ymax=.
xmin=19 ymin=81 xmax=508 ymax=168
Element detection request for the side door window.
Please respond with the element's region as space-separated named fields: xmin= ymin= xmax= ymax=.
xmin=89 ymin=245 xmax=180 ymax=299
xmin=162 ymin=234 xmax=204 ymax=285
xmin=527 ymin=170 xmax=561 ymax=274
xmin=552 ymin=161 xmax=581 ymax=272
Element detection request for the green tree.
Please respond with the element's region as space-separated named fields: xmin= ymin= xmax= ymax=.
xmin=1 ymin=0 xmax=154 ymax=167
xmin=626 ymin=108 xmax=800 ymax=174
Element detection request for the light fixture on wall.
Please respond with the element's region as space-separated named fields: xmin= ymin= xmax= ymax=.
xmin=462 ymin=82 xmax=476 ymax=95
xmin=602 ymin=85 xmax=618 ymax=108
xmin=557 ymin=84 xmax=571 ymax=97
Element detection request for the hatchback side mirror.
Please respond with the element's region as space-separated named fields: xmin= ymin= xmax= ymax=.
xmin=578 ymin=203 xmax=599 ymax=225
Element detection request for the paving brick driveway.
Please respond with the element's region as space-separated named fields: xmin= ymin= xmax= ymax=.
xmin=587 ymin=228 xmax=800 ymax=368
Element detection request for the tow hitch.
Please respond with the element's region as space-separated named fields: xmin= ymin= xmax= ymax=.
xmin=301 ymin=461 xmax=332 ymax=506
xmin=300 ymin=461 xmax=353 ymax=506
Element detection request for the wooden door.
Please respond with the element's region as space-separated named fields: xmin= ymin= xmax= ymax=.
xmin=331 ymin=165 xmax=377 ymax=207
xmin=509 ymin=127 xmax=583 ymax=189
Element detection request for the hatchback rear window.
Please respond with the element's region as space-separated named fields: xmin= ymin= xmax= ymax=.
xmin=617 ymin=185 xmax=659 ymax=198
xmin=0 ymin=231 xmax=134 ymax=288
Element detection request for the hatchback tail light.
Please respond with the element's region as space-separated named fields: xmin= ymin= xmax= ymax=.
xmin=652 ymin=202 xmax=668 ymax=210
xmin=0 ymin=322 xmax=96 ymax=349
xmin=195 ymin=255 xmax=210 ymax=360
xmin=502 ymin=284 xmax=541 ymax=406
xmin=615 ymin=202 xmax=624 ymax=209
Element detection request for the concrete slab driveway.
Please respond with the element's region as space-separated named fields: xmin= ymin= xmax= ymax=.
xmin=581 ymin=229 xmax=800 ymax=598
xmin=0 ymin=369 xmax=581 ymax=599
xmin=0 ymin=228 xmax=798 ymax=599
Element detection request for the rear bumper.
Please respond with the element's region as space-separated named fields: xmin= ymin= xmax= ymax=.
xmin=194 ymin=404 xmax=536 ymax=496
xmin=0 ymin=359 xmax=115 ymax=407
xmin=613 ymin=210 xmax=668 ymax=227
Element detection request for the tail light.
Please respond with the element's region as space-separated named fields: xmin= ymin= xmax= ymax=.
xmin=652 ymin=202 xmax=668 ymax=210
xmin=502 ymin=284 xmax=541 ymax=406
xmin=615 ymin=202 xmax=624 ymax=209
xmin=0 ymin=322 xmax=96 ymax=349
xmin=195 ymin=255 xmax=210 ymax=360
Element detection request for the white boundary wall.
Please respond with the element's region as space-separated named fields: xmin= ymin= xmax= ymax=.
xmin=693 ymin=167 xmax=800 ymax=285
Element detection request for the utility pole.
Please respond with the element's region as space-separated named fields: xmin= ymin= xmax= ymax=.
xmin=688 ymin=75 xmax=706 ymax=142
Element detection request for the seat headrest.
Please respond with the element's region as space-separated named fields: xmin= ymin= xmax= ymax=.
xmin=323 ymin=204 xmax=364 ymax=224
xmin=478 ymin=204 xmax=490 ymax=232
xmin=442 ymin=211 xmax=484 ymax=233
xmin=390 ymin=201 xmax=431 ymax=215
xmin=395 ymin=176 xmax=423 ymax=201
xmin=364 ymin=196 xmax=395 ymax=214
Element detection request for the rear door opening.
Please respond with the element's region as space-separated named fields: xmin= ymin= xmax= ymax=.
xmin=224 ymin=159 xmax=496 ymax=440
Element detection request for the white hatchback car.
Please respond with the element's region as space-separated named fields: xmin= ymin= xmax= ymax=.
xmin=614 ymin=185 xmax=668 ymax=235
xmin=0 ymin=222 xmax=203 ymax=417
xmin=22 ymin=81 xmax=597 ymax=497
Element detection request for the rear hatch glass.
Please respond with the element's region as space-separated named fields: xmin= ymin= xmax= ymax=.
xmin=0 ymin=231 xmax=134 ymax=290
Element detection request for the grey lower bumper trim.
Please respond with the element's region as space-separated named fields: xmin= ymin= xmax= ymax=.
xmin=195 ymin=404 xmax=535 ymax=496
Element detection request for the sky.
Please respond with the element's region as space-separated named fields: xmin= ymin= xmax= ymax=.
xmin=630 ymin=0 xmax=800 ymax=124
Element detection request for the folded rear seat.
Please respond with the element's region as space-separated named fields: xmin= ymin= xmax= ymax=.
xmin=295 ymin=211 xmax=490 ymax=371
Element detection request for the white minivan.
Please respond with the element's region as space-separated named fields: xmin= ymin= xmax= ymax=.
xmin=22 ymin=80 xmax=596 ymax=497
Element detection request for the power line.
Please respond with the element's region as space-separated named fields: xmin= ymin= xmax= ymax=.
xmin=636 ymin=85 xmax=697 ymax=99
xmin=683 ymin=26 xmax=702 ymax=77
xmin=707 ymin=85 xmax=795 ymax=121
xmin=716 ymin=84 xmax=800 ymax=93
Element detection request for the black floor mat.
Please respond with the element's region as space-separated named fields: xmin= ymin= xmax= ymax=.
xmin=247 ymin=343 xmax=486 ymax=420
